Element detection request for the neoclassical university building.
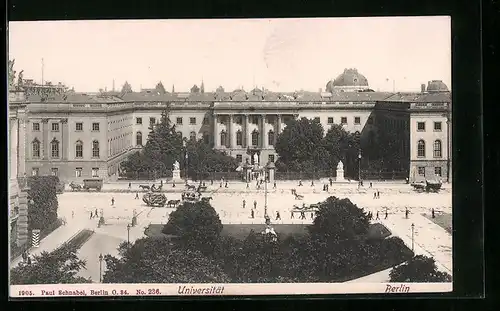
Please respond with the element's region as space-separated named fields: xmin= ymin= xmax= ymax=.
xmin=9 ymin=68 xmax=451 ymax=187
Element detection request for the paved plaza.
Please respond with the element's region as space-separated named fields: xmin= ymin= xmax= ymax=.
xmin=13 ymin=181 xmax=452 ymax=282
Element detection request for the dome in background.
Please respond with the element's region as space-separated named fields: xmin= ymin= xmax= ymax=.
xmin=326 ymin=68 xmax=369 ymax=92
xmin=426 ymin=80 xmax=449 ymax=92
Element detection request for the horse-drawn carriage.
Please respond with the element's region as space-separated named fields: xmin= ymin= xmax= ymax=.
xmin=69 ymin=181 xmax=82 ymax=191
xmin=142 ymin=192 xmax=167 ymax=207
xmin=181 ymin=190 xmax=201 ymax=203
xmin=411 ymin=180 xmax=442 ymax=193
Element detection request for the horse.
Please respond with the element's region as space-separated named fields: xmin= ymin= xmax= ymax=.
xmin=294 ymin=193 xmax=304 ymax=200
xmin=186 ymin=184 xmax=197 ymax=191
xmin=139 ymin=185 xmax=150 ymax=191
xmin=69 ymin=182 xmax=82 ymax=191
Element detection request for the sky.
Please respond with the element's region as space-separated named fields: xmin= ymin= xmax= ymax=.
xmin=8 ymin=17 xmax=451 ymax=93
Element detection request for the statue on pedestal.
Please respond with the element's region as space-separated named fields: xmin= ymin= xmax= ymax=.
xmin=253 ymin=153 xmax=259 ymax=166
xmin=8 ymin=59 xmax=16 ymax=89
xmin=335 ymin=160 xmax=345 ymax=182
xmin=173 ymin=161 xmax=180 ymax=171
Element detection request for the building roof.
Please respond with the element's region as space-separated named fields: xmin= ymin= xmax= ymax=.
xmin=426 ymin=80 xmax=449 ymax=92
xmin=385 ymin=91 xmax=451 ymax=103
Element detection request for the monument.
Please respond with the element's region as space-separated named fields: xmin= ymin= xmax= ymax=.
xmin=335 ymin=160 xmax=346 ymax=182
xmin=253 ymin=152 xmax=259 ymax=166
xmin=172 ymin=161 xmax=182 ymax=182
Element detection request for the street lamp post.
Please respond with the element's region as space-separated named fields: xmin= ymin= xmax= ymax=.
xmin=127 ymin=223 xmax=131 ymax=246
xmin=358 ymin=151 xmax=362 ymax=187
xmin=411 ymin=223 xmax=415 ymax=253
xmin=98 ymin=253 xmax=103 ymax=283
xmin=264 ymin=168 xmax=268 ymax=217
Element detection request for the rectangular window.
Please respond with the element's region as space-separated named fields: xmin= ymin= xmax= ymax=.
xmin=190 ymin=117 xmax=196 ymax=125
xmin=51 ymin=123 xmax=59 ymax=132
xmin=418 ymin=167 xmax=426 ymax=176
xmin=176 ymin=117 xmax=183 ymax=125
xmin=434 ymin=121 xmax=442 ymax=131
xmin=236 ymin=154 xmax=243 ymax=163
xmin=327 ymin=117 xmax=334 ymax=124
xmin=136 ymin=117 xmax=142 ymax=125
xmin=150 ymin=117 xmax=156 ymax=125
xmin=92 ymin=123 xmax=100 ymax=131
xmin=417 ymin=122 xmax=426 ymax=131
xmin=268 ymin=154 xmax=275 ymax=163
xmin=354 ymin=117 xmax=361 ymax=124
xmin=76 ymin=168 xmax=82 ymax=177
xmin=341 ymin=117 xmax=347 ymax=124
xmin=32 ymin=123 xmax=40 ymax=131
xmin=76 ymin=122 xmax=83 ymax=131
xmin=92 ymin=168 xmax=99 ymax=177
xmin=51 ymin=141 xmax=59 ymax=158
xmin=32 ymin=168 xmax=39 ymax=176
xmin=435 ymin=167 xmax=442 ymax=176
xmin=51 ymin=168 xmax=58 ymax=176
xmin=313 ymin=117 xmax=320 ymax=123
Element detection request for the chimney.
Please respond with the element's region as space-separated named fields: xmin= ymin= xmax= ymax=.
xmin=421 ymin=84 xmax=426 ymax=93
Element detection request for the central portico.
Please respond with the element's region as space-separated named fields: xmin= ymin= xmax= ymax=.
xmin=212 ymin=104 xmax=299 ymax=164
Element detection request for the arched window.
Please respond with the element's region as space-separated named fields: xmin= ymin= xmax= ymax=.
xmin=417 ymin=140 xmax=426 ymax=157
xmin=92 ymin=140 xmax=100 ymax=158
xmin=51 ymin=139 xmax=60 ymax=158
xmin=190 ymin=131 xmax=197 ymax=141
xmin=220 ymin=130 xmax=227 ymax=147
xmin=252 ymin=130 xmax=259 ymax=147
xmin=268 ymin=130 xmax=275 ymax=146
xmin=75 ymin=140 xmax=83 ymax=158
xmin=136 ymin=131 xmax=143 ymax=146
xmin=32 ymin=139 xmax=40 ymax=158
xmin=433 ymin=140 xmax=442 ymax=158
xmin=236 ymin=130 xmax=243 ymax=146
xmin=203 ymin=132 xmax=210 ymax=144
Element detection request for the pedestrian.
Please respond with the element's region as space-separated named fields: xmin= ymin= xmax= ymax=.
xmin=243 ymin=200 xmax=246 ymax=209
xmin=135 ymin=192 xmax=139 ymax=199
xmin=210 ymin=179 xmax=213 ymax=185
xmin=251 ymin=209 xmax=255 ymax=219
xmin=254 ymin=200 xmax=257 ymax=209
xmin=405 ymin=208 xmax=409 ymax=219
xmin=377 ymin=191 xmax=380 ymax=199
xmin=385 ymin=210 xmax=388 ymax=219
xmin=310 ymin=212 xmax=314 ymax=220
xmin=90 ymin=211 xmax=93 ymax=219
xmin=203 ymin=182 xmax=206 ymax=187
xmin=361 ymin=180 xmax=364 ymax=187
xmin=273 ymin=181 xmax=277 ymax=189
xmin=369 ymin=182 xmax=373 ymax=188
xmin=329 ymin=178 xmax=333 ymax=186
xmin=291 ymin=211 xmax=294 ymax=219
xmin=432 ymin=208 xmax=435 ymax=218
xmin=311 ymin=180 xmax=314 ymax=187
xmin=95 ymin=208 xmax=98 ymax=217
xmin=128 ymin=182 xmax=131 ymax=190
xmin=373 ymin=192 xmax=377 ymax=199
xmin=298 ymin=180 xmax=303 ymax=186
xmin=300 ymin=211 xmax=306 ymax=220
xmin=276 ymin=211 xmax=281 ymax=220
xmin=111 ymin=197 xmax=115 ymax=206
xmin=220 ymin=182 xmax=223 ymax=188
xmin=72 ymin=211 xmax=74 ymax=218
xmin=376 ymin=211 xmax=380 ymax=220
xmin=225 ymin=181 xmax=228 ymax=188
xmin=160 ymin=180 xmax=163 ymax=187
xmin=246 ymin=182 xmax=249 ymax=189
xmin=172 ymin=181 xmax=176 ymax=188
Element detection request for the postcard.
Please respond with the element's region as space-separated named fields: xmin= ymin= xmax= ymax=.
xmin=8 ymin=17 xmax=452 ymax=297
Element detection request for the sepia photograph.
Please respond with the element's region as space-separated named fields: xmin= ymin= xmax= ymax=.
xmin=8 ymin=17 xmax=452 ymax=297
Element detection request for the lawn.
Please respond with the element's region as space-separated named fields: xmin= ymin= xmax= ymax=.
xmin=423 ymin=212 xmax=452 ymax=234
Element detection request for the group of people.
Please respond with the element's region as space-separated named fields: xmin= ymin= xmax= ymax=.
xmin=367 ymin=210 xmax=388 ymax=220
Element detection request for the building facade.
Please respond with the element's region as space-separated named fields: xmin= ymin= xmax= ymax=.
xmin=9 ymin=68 xmax=451 ymax=183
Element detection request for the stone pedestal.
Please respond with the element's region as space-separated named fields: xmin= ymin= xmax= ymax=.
xmin=335 ymin=161 xmax=346 ymax=183
xmin=172 ymin=169 xmax=183 ymax=182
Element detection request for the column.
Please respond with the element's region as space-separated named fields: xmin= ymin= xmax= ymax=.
xmin=228 ymin=114 xmax=233 ymax=148
xmin=61 ymin=118 xmax=69 ymax=160
xmin=230 ymin=114 xmax=238 ymax=148
xmin=18 ymin=113 xmax=26 ymax=177
xmin=214 ymin=114 xmax=220 ymax=148
xmin=9 ymin=118 xmax=18 ymax=180
xmin=277 ymin=114 xmax=282 ymax=135
xmin=42 ymin=118 xmax=49 ymax=159
xmin=245 ymin=114 xmax=251 ymax=148
xmin=261 ymin=114 xmax=268 ymax=148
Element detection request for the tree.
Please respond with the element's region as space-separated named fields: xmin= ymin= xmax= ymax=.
xmin=121 ymin=81 xmax=133 ymax=93
xmin=120 ymin=151 xmax=150 ymax=179
xmin=10 ymin=245 xmax=91 ymax=284
xmin=155 ymin=81 xmax=166 ymax=95
xmin=389 ymin=255 xmax=452 ymax=282
xmin=103 ymin=236 xmax=230 ymax=283
xmin=184 ymin=139 xmax=239 ymax=180
xmin=27 ymin=176 xmax=59 ymax=231
xmin=322 ymin=124 xmax=361 ymax=178
xmin=121 ymin=110 xmax=184 ymax=178
xmin=162 ymin=200 xmax=223 ymax=255
xmin=274 ymin=117 xmax=329 ymax=172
